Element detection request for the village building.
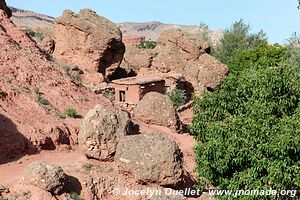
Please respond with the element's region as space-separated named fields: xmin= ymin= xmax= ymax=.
xmin=112 ymin=73 xmax=187 ymax=104
xmin=112 ymin=75 xmax=166 ymax=104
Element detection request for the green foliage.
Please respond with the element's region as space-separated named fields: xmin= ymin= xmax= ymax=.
xmin=38 ymin=96 xmax=49 ymax=105
xmin=64 ymin=108 xmax=78 ymax=118
xmin=82 ymin=163 xmax=93 ymax=171
xmin=66 ymin=145 xmax=73 ymax=151
xmin=228 ymin=44 xmax=288 ymax=74
xmin=286 ymin=32 xmax=300 ymax=65
xmin=198 ymin=22 xmax=213 ymax=47
xmin=167 ymin=88 xmax=186 ymax=108
xmin=101 ymin=90 xmax=115 ymax=101
xmin=70 ymin=191 xmax=83 ymax=200
xmin=26 ymin=29 xmax=45 ymax=42
xmin=22 ymin=191 xmax=31 ymax=199
xmin=56 ymin=61 xmax=82 ymax=85
xmin=213 ymin=20 xmax=267 ymax=64
xmin=19 ymin=86 xmax=31 ymax=93
xmin=34 ymin=87 xmax=49 ymax=105
xmin=137 ymin=40 xmax=157 ymax=49
xmin=34 ymin=87 xmax=40 ymax=95
xmin=191 ymin=44 xmax=300 ymax=199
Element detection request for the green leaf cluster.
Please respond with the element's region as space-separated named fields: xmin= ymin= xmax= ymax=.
xmin=191 ymin=44 xmax=300 ymax=199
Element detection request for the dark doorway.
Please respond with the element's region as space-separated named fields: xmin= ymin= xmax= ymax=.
xmin=119 ymin=90 xmax=125 ymax=102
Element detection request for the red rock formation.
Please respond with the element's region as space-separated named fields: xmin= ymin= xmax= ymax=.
xmin=122 ymin=35 xmax=145 ymax=44
xmin=152 ymin=29 xmax=228 ymax=93
xmin=0 ymin=9 xmax=111 ymax=163
xmin=53 ymin=9 xmax=125 ymax=86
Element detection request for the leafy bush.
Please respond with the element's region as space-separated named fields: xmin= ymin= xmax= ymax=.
xmin=137 ymin=40 xmax=157 ymax=49
xmin=190 ymin=44 xmax=300 ymax=199
xmin=64 ymin=108 xmax=78 ymax=118
xmin=167 ymin=88 xmax=186 ymax=108
xmin=213 ymin=20 xmax=267 ymax=64
xmin=228 ymin=43 xmax=288 ymax=74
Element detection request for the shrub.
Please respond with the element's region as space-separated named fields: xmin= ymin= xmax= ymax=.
xmin=137 ymin=40 xmax=157 ymax=49
xmin=64 ymin=108 xmax=78 ymax=118
xmin=167 ymin=88 xmax=186 ymax=108
xmin=38 ymin=96 xmax=49 ymax=105
xmin=101 ymin=90 xmax=115 ymax=101
xmin=190 ymin=44 xmax=300 ymax=199
xmin=34 ymin=87 xmax=40 ymax=95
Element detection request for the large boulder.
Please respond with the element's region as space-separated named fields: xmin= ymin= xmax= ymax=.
xmin=115 ymin=133 xmax=183 ymax=186
xmin=0 ymin=0 xmax=11 ymax=18
xmin=133 ymin=92 xmax=181 ymax=131
xmin=53 ymin=9 xmax=125 ymax=85
xmin=41 ymin=36 xmax=55 ymax=54
xmin=120 ymin=45 xmax=157 ymax=73
xmin=23 ymin=161 xmax=67 ymax=194
xmin=78 ymin=105 xmax=133 ymax=161
xmin=152 ymin=29 xmax=228 ymax=93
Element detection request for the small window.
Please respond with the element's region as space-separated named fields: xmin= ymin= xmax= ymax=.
xmin=119 ymin=90 xmax=125 ymax=102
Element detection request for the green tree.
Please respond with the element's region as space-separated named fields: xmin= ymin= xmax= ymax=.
xmin=198 ymin=22 xmax=213 ymax=47
xmin=213 ymin=20 xmax=267 ymax=64
xmin=191 ymin=44 xmax=300 ymax=200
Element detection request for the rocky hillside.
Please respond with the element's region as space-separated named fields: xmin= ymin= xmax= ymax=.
xmin=0 ymin=4 xmax=112 ymax=163
xmin=10 ymin=7 xmax=54 ymax=29
xmin=9 ymin=6 xmax=223 ymax=42
xmin=119 ymin=21 xmax=223 ymax=42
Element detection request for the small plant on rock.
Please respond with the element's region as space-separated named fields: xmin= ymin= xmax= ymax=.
xmin=64 ymin=108 xmax=78 ymax=118
xmin=38 ymin=96 xmax=49 ymax=105
xmin=101 ymin=90 xmax=115 ymax=101
xmin=22 ymin=191 xmax=31 ymax=199
xmin=70 ymin=191 xmax=83 ymax=200
xmin=167 ymin=88 xmax=186 ymax=108
xmin=82 ymin=163 xmax=93 ymax=171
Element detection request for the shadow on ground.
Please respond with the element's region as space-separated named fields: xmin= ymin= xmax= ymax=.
xmin=0 ymin=113 xmax=34 ymax=164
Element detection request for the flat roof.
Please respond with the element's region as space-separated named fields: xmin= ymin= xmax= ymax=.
xmin=112 ymin=75 xmax=165 ymax=85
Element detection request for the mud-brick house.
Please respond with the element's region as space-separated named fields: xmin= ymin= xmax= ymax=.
xmin=112 ymin=75 xmax=166 ymax=104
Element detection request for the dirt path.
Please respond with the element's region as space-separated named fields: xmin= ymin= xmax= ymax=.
xmin=0 ymin=148 xmax=87 ymax=186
